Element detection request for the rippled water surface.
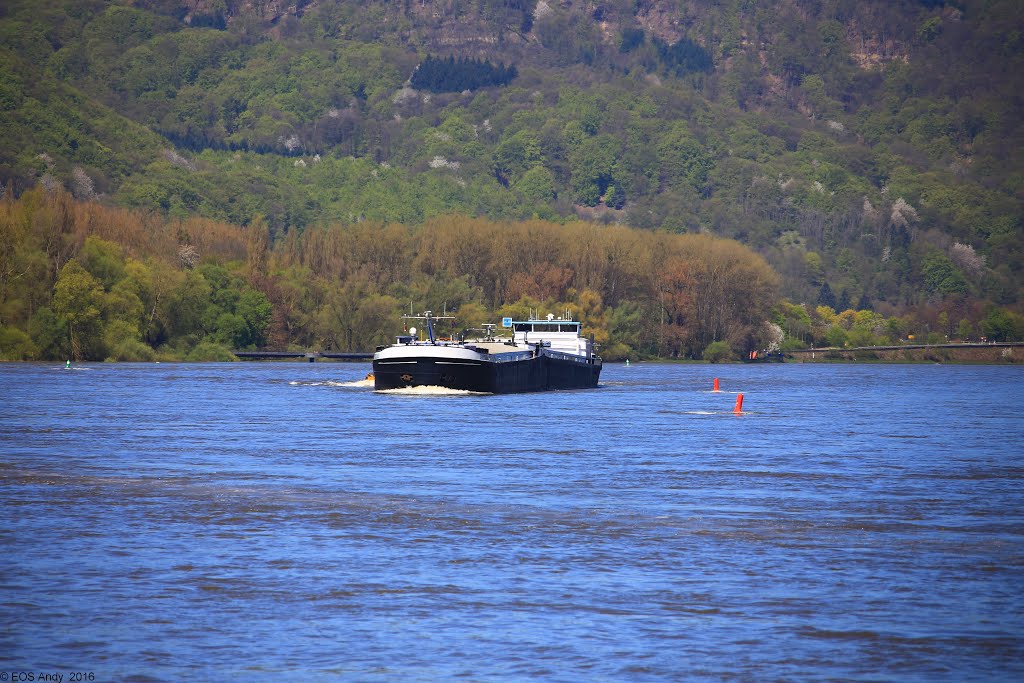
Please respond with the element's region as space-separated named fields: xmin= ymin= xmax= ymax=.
xmin=2 ymin=361 xmax=1023 ymax=681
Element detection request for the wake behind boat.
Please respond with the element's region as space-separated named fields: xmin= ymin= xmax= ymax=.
xmin=373 ymin=311 xmax=602 ymax=393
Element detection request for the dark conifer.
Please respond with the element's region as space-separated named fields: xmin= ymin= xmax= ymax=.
xmin=410 ymin=54 xmax=518 ymax=93
xmin=652 ymin=37 xmax=713 ymax=76
xmin=817 ymin=282 xmax=836 ymax=309
xmin=837 ymin=288 xmax=851 ymax=312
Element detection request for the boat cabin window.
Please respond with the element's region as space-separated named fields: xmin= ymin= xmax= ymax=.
xmin=513 ymin=323 xmax=580 ymax=333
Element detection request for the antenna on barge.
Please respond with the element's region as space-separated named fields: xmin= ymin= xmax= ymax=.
xmin=401 ymin=310 xmax=456 ymax=345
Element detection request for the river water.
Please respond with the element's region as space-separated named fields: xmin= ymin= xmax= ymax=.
xmin=1 ymin=361 xmax=1022 ymax=681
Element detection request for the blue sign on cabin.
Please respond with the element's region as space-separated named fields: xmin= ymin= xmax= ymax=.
xmin=502 ymin=317 xmax=513 ymax=328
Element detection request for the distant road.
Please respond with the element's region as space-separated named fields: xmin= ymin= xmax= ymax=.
xmin=789 ymin=342 xmax=1024 ymax=353
xmin=788 ymin=341 xmax=1024 ymax=362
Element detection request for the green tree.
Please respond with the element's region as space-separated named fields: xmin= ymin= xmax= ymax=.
xmin=703 ymin=340 xmax=733 ymax=363
xmin=922 ymin=253 xmax=968 ymax=297
xmin=773 ymin=301 xmax=812 ymax=347
xmin=0 ymin=325 xmax=36 ymax=360
xmin=494 ymin=130 xmax=542 ymax=184
xmin=80 ymin=236 xmax=126 ymax=290
xmin=52 ymin=260 xmax=106 ymax=360
xmin=569 ymin=134 xmax=619 ymax=206
xmin=166 ymin=270 xmax=212 ymax=344
xmin=605 ymin=183 xmax=626 ymax=209
xmin=236 ymin=289 xmax=272 ymax=348
xmin=211 ymin=312 xmax=247 ymax=348
xmin=29 ymin=308 xmax=69 ymax=360
xmin=825 ymin=325 xmax=848 ymax=348
xmin=513 ymin=166 xmax=556 ymax=205
xmin=656 ymin=123 xmax=712 ymax=191
xmin=981 ymin=307 xmax=1023 ymax=342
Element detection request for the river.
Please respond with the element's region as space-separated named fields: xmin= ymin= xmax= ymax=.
xmin=2 ymin=361 xmax=1022 ymax=681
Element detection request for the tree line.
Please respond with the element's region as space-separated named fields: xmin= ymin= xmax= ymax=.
xmin=3 ymin=190 xmax=1020 ymax=363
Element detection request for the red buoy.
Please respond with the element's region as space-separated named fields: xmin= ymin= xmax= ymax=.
xmin=713 ymin=377 xmax=720 ymax=392
xmin=734 ymin=393 xmax=744 ymax=414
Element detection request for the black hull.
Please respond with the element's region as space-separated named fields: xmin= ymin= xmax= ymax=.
xmin=373 ymin=352 xmax=601 ymax=393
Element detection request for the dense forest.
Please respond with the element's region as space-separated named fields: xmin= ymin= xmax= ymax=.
xmin=1 ymin=0 xmax=1022 ymax=360
xmin=2 ymin=188 xmax=1020 ymax=362
xmin=411 ymin=55 xmax=518 ymax=93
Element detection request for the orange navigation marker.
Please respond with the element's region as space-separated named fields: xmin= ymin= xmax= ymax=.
xmin=734 ymin=393 xmax=744 ymax=414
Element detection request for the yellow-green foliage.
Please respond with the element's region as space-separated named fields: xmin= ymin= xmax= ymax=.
xmin=0 ymin=190 xmax=786 ymax=359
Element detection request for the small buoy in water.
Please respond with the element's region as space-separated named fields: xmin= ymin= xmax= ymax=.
xmin=713 ymin=377 xmax=720 ymax=392
xmin=733 ymin=393 xmax=744 ymax=414
xmin=626 ymin=359 xmax=630 ymax=366
xmin=65 ymin=359 xmax=70 ymax=369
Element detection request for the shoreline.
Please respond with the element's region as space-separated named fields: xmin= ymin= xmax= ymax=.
xmin=4 ymin=342 xmax=1023 ymax=365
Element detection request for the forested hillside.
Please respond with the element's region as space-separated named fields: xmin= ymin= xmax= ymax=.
xmin=1 ymin=0 xmax=1022 ymax=360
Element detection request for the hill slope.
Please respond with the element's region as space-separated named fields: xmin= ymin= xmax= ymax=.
xmin=1 ymin=0 xmax=1021 ymax=314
